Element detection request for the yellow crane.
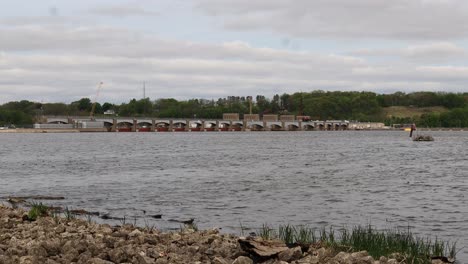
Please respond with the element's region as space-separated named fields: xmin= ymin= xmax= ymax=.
xmin=89 ymin=82 xmax=103 ymax=120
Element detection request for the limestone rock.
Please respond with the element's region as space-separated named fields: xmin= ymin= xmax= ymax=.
xmin=108 ymin=247 xmax=131 ymax=263
xmin=87 ymin=258 xmax=115 ymax=264
xmin=277 ymin=246 xmax=302 ymax=262
xmin=0 ymin=205 xmax=455 ymax=264
xmin=128 ymin=229 xmax=143 ymax=238
xmin=213 ymin=256 xmax=230 ymax=264
xmin=232 ymin=256 xmax=254 ymax=264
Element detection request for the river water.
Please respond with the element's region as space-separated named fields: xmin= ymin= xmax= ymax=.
xmin=1 ymin=131 xmax=467 ymax=260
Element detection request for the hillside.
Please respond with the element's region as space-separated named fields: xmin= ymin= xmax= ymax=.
xmin=383 ymin=106 xmax=449 ymax=118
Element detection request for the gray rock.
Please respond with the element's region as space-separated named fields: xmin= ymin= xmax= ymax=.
xmin=100 ymin=225 xmax=113 ymax=235
xmin=19 ymin=256 xmax=34 ymax=264
xmin=87 ymin=258 xmax=115 ymax=264
xmin=63 ymin=248 xmax=80 ymax=263
xmin=358 ymin=255 xmax=375 ymax=264
xmin=27 ymin=245 xmax=48 ymax=258
xmin=232 ymin=256 xmax=253 ymax=264
xmin=6 ymin=247 xmax=26 ymax=256
xmin=213 ymin=256 xmax=230 ymax=264
xmin=379 ymin=256 xmax=388 ymax=263
xmin=109 ymin=247 xmax=130 ymax=263
xmin=135 ymin=253 xmax=156 ymax=264
xmin=78 ymin=251 xmax=93 ymax=263
xmin=54 ymin=225 xmax=66 ymax=234
xmin=129 ymin=229 xmax=143 ymax=238
xmin=277 ymin=246 xmax=302 ymax=262
xmin=155 ymin=257 xmax=169 ymax=264
xmin=351 ymin=250 xmax=369 ymax=258
xmin=296 ymin=255 xmax=320 ymax=264
xmin=44 ymin=258 xmax=60 ymax=264
xmin=40 ymin=239 xmax=61 ymax=256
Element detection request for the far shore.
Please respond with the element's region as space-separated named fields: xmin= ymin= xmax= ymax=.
xmin=0 ymin=127 xmax=466 ymax=133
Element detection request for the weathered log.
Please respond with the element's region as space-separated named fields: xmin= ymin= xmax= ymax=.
xmin=238 ymin=237 xmax=289 ymax=258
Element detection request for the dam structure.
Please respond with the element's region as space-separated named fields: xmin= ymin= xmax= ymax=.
xmin=35 ymin=113 xmax=382 ymax=132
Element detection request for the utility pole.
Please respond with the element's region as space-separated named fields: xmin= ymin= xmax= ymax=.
xmin=90 ymin=82 xmax=103 ymax=121
xmin=143 ymin=81 xmax=146 ymax=99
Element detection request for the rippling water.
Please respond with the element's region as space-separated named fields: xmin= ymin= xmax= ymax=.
xmin=1 ymin=131 xmax=467 ymax=260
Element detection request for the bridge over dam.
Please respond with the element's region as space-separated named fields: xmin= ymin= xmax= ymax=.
xmin=39 ymin=114 xmax=383 ymax=132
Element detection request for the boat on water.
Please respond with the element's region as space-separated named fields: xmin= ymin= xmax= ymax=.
xmin=413 ymin=135 xmax=434 ymax=141
xmin=409 ymin=123 xmax=434 ymax=141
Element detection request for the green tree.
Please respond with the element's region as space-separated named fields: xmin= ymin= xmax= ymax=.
xmin=440 ymin=93 xmax=466 ymax=109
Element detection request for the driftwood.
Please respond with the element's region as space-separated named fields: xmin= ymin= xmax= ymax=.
xmin=6 ymin=196 xmax=65 ymax=200
xmin=238 ymin=237 xmax=289 ymax=257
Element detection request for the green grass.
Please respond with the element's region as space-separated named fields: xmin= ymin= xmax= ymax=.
xmin=258 ymin=224 xmax=276 ymax=240
xmin=180 ymin=223 xmax=198 ymax=232
xmin=27 ymin=202 xmax=49 ymax=221
xmin=258 ymin=224 xmax=456 ymax=263
xmin=63 ymin=207 xmax=76 ymax=220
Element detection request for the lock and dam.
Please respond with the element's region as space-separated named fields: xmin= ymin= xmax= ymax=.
xmin=29 ymin=114 xmax=386 ymax=132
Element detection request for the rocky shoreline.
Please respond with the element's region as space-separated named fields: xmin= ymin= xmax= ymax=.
xmin=0 ymin=205 xmax=447 ymax=264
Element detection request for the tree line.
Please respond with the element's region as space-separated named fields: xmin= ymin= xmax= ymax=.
xmin=1 ymin=91 xmax=467 ymax=128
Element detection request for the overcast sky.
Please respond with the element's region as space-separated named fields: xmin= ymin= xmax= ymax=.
xmin=2 ymin=0 xmax=468 ymax=104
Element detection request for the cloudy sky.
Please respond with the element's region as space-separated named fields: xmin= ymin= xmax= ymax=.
xmin=1 ymin=0 xmax=468 ymax=104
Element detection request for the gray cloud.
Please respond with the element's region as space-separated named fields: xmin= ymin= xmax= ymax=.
xmin=196 ymin=0 xmax=468 ymax=40
xmin=1 ymin=11 xmax=468 ymax=104
xmin=350 ymin=42 xmax=466 ymax=62
xmin=89 ymin=4 xmax=158 ymax=18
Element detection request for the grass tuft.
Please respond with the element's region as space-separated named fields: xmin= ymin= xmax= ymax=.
xmin=27 ymin=202 xmax=48 ymax=221
xmin=63 ymin=207 xmax=76 ymax=220
xmin=258 ymin=223 xmax=276 ymax=240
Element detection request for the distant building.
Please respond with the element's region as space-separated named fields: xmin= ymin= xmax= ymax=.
xmin=348 ymin=122 xmax=386 ymax=130
xmin=104 ymin=110 xmax=115 ymax=115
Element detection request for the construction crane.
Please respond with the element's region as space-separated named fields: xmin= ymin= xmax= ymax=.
xmin=89 ymin=82 xmax=103 ymax=120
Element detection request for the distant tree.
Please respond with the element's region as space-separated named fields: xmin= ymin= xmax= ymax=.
xmin=102 ymin=102 xmax=115 ymax=112
xmin=280 ymin=93 xmax=290 ymax=111
xmin=440 ymin=93 xmax=466 ymax=109
xmin=70 ymin=98 xmax=92 ymax=114
xmin=407 ymin=92 xmax=439 ymax=107
xmin=0 ymin=109 xmax=33 ymax=126
xmin=419 ymin=113 xmax=441 ymax=127
xmin=42 ymin=103 xmax=70 ymax=116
